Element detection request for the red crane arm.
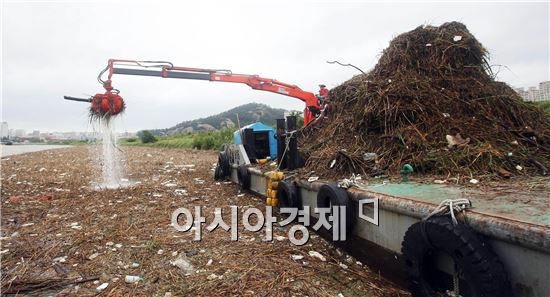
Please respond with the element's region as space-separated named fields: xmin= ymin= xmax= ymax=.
xmin=101 ymin=59 xmax=320 ymax=125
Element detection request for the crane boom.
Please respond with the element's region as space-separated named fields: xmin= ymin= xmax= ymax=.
xmin=101 ymin=59 xmax=321 ymax=125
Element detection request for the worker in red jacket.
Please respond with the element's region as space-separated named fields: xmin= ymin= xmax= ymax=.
xmin=318 ymin=84 xmax=329 ymax=107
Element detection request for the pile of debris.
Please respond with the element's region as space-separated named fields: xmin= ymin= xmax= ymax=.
xmin=300 ymin=22 xmax=550 ymax=180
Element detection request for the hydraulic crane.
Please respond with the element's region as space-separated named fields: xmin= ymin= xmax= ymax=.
xmin=64 ymin=59 xmax=322 ymax=125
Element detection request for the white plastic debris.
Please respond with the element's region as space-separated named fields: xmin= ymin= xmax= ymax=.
xmin=308 ymin=251 xmax=326 ymax=262
xmin=446 ymin=134 xmax=470 ymax=148
xmin=174 ymin=189 xmax=187 ymax=195
xmin=442 ymin=113 xmax=450 ymax=118
xmin=453 ymin=35 xmax=462 ymax=42
xmin=131 ymin=262 xmax=140 ymax=268
xmin=338 ymin=173 xmax=363 ymax=189
xmin=171 ymin=251 xmax=178 ymax=257
xmin=363 ymin=153 xmax=378 ymax=161
xmin=206 ymin=259 xmax=213 ymax=266
xmin=511 ymin=140 xmax=519 ymax=145
xmin=88 ymin=253 xmax=100 ymax=260
xmin=426 ymin=43 xmax=432 ymax=47
xmin=170 ymin=256 xmax=195 ymax=274
xmin=291 ymin=254 xmax=304 ymax=261
xmin=164 ymin=183 xmax=177 ymax=187
xmin=307 ymin=176 xmax=319 ymax=182
xmin=469 ymin=179 xmax=479 ymax=184
xmin=275 ymin=235 xmax=286 ymax=241
xmin=125 ymin=275 xmax=143 ymax=283
xmin=516 ymin=165 xmax=523 ymax=171
xmin=96 ymin=283 xmax=109 ymax=291
xmin=157 ymin=249 xmax=164 ymax=255
xmin=330 ymin=159 xmax=336 ymax=168
xmin=21 ymin=223 xmax=35 ymax=227
xmin=207 ymin=273 xmax=219 ymax=280
xmin=433 ymin=180 xmax=446 ymax=184
xmin=115 ymin=243 xmax=123 ymax=249
xmin=507 ymin=152 xmax=513 ymax=156
xmin=53 ymin=256 xmax=67 ymax=263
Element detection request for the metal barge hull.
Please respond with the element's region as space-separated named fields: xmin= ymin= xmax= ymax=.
xmin=230 ymin=166 xmax=550 ymax=297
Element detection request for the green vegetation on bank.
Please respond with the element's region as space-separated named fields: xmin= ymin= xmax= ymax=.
xmin=46 ymin=140 xmax=89 ymax=145
xmin=121 ymin=129 xmax=234 ymax=150
xmin=536 ymin=100 xmax=550 ymax=116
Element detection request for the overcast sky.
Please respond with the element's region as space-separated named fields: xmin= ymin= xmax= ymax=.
xmin=2 ymin=0 xmax=549 ymax=133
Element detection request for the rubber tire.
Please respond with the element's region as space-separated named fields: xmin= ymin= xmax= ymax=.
xmin=316 ymin=184 xmax=354 ymax=233
xmin=214 ymin=165 xmax=223 ymax=181
xmin=237 ymin=165 xmax=251 ymax=190
xmin=218 ymin=152 xmax=230 ymax=178
xmin=277 ymin=180 xmax=300 ymax=209
xmin=402 ymin=216 xmax=512 ymax=297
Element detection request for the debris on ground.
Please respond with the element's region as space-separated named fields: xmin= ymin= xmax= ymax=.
xmin=1 ymin=146 xmax=407 ymax=296
xmin=300 ymin=22 xmax=550 ymax=181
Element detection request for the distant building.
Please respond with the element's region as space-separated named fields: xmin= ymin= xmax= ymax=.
xmin=0 ymin=122 xmax=8 ymax=138
xmin=540 ymin=81 xmax=550 ymax=101
xmin=32 ymin=130 xmax=40 ymax=137
xmin=527 ymin=87 xmax=540 ymax=101
xmin=514 ymin=87 xmax=528 ymax=101
xmin=15 ymin=129 xmax=26 ymax=137
xmin=515 ymin=81 xmax=549 ymax=102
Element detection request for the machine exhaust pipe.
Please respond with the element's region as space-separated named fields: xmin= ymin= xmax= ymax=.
xmin=63 ymin=95 xmax=92 ymax=103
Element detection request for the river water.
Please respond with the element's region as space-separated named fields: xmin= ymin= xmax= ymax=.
xmin=0 ymin=144 xmax=72 ymax=157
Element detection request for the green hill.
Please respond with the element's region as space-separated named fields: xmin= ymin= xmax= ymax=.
xmin=151 ymin=102 xmax=287 ymax=135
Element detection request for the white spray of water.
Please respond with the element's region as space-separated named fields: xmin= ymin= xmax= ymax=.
xmin=97 ymin=119 xmax=126 ymax=189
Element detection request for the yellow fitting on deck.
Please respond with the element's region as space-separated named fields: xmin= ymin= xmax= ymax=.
xmin=267 ymin=171 xmax=284 ymax=180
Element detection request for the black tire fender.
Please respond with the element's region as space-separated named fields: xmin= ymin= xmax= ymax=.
xmin=214 ymin=165 xmax=223 ymax=180
xmin=276 ymin=180 xmax=301 ymax=209
xmin=316 ymin=184 xmax=354 ymax=232
xmin=218 ymin=151 xmax=230 ymax=177
xmin=237 ymin=165 xmax=251 ymax=190
xmin=401 ymin=216 xmax=512 ymax=297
